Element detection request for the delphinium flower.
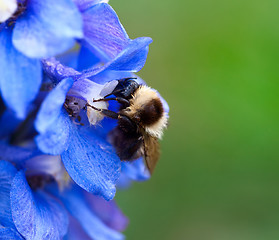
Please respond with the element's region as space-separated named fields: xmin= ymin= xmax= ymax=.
xmin=0 ymin=0 xmax=142 ymax=119
xmin=34 ymin=36 xmax=153 ymax=201
xmin=0 ymin=154 xmax=128 ymax=239
xmin=0 ymin=0 xmax=83 ymax=118
xmin=35 ymin=36 xmax=169 ymax=193
xmin=0 ymin=0 xmax=170 ymax=239
xmin=0 ymin=106 xmax=127 ymax=239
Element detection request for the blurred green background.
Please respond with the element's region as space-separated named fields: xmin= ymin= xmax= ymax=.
xmin=112 ymin=0 xmax=279 ymax=239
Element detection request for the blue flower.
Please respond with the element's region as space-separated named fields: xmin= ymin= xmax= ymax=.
xmin=34 ymin=37 xmax=152 ymax=200
xmin=75 ymin=1 xmax=133 ymax=63
xmin=0 ymin=156 xmax=68 ymax=239
xmin=0 ymin=0 xmax=169 ymax=239
xmin=0 ymin=0 xmax=83 ymax=119
xmin=0 ymin=108 xmax=128 ymax=239
xmin=0 ymin=154 xmax=127 ymax=240
xmin=0 ymin=0 xmax=148 ymax=119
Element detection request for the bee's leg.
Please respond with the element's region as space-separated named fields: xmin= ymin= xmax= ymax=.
xmin=93 ymin=97 xmax=130 ymax=107
xmin=86 ymin=103 xmax=120 ymax=120
xmin=103 ymin=89 xmax=122 ymax=98
xmin=86 ymin=104 xmax=136 ymax=131
xmin=117 ymin=114 xmax=138 ymax=133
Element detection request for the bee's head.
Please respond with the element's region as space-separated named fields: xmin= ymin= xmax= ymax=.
xmin=112 ymin=78 xmax=139 ymax=99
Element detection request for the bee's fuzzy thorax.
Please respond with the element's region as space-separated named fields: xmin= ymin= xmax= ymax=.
xmin=144 ymin=112 xmax=168 ymax=139
xmin=122 ymin=85 xmax=168 ymax=139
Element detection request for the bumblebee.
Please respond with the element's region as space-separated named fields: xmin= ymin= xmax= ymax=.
xmin=88 ymin=78 xmax=168 ymax=174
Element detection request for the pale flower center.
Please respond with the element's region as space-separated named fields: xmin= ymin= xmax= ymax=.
xmin=0 ymin=0 xmax=17 ymax=23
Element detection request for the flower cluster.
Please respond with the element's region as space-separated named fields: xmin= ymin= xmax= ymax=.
xmin=0 ymin=0 xmax=168 ymax=239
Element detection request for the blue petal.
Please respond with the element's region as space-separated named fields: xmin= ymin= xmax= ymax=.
xmin=0 ymin=226 xmax=23 ymax=240
xmin=77 ymin=46 xmax=100 ymax=71
xmin=35 ymin=77 xmax=74 ymax=134
xmin=24 ymin=155 xmax=65 ymax=181
xmin=57 ymin=50 xmax=79 ymax=70
xmin=10 ymin=171 xmax=68 ymax=240
xmin=35 ymin=111 xmax=71 ymax=155
xmin=61 ymin=127 xmax=121 ymax=200
xmin=0 ymin=28 xmax=42 ymax=119
xmin=116 ymin=174 xmax=132 ymax=189
xmin=65 ymin=216 xmax=91 ymax=240
xmin=58 ymin=186 xmax=124 ymax=240
xmin=84 ymin=192 xmax=129 ymax=231
xmin=117 ymin=156 xmax=153 ymax=188
xmin=0 ymin=141 xmax=39 ymax=164
xmin=117 ymin=159 xmax=151 ymax=188
xmin=13 ymin=0 xmax=83 ymax=58
xmin=106 ymin=37 xmax=152 ymax=72
xmin=42 ymin=58 xmax=80 ymax=84
xmin=121 ymin=158 xmax=151 ymax=181
xmin=82 ymin=3 xmax=129 ymax=61
xmin=0 ymin=110 xmax=22 ymax=139
xmin=81 ymin=37 xmax=152 ymax=79
xmin=74 ymin=0 xmax=106 ymax=12
xmin=0 ymin=161 xmax=17 ymax=229
xmin=89 ymin=70 xmax=133 ymax=85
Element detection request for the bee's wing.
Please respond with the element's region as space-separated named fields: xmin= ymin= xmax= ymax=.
xmin=143 ymin=134 xmax=160 ymax=174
